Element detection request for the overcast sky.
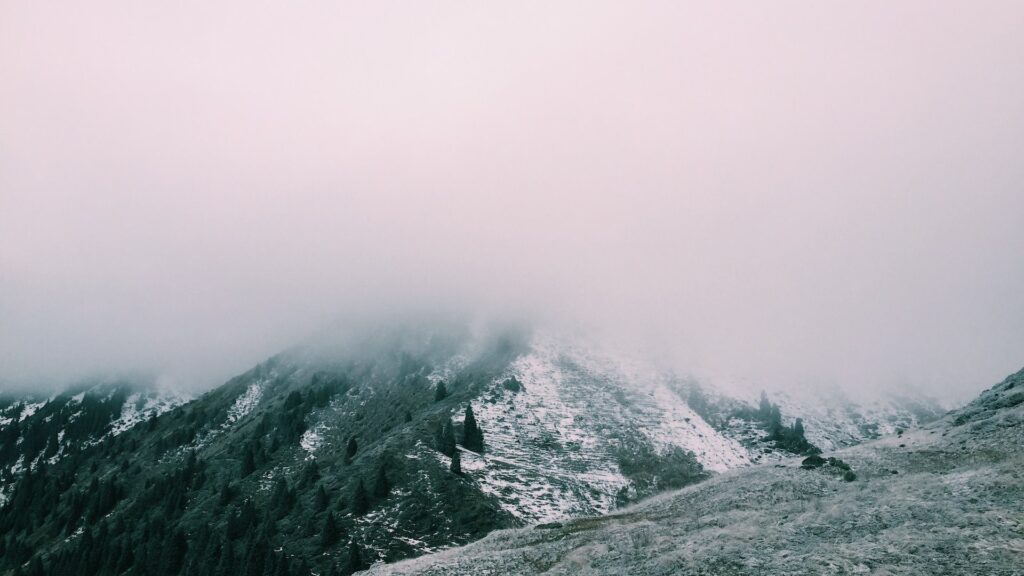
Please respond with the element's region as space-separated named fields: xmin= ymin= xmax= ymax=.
xmin=2 ymin=1 xmax=1023 ymax=399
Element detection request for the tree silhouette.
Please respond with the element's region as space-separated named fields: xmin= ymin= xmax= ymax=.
xmin=461 ymin=404 xmax=484 ymax=453
xmin=450 ymin=449 xmax=462 ymax=476
xmin=351 ymin=480 xmax=369 ymax=516
xmin=373 ymin=463 xmax=390 ymax=499
xmin=344 ymin=541 xmax=364 ymax=575
xmin=320 ymin=512 xmax=340 ymax=549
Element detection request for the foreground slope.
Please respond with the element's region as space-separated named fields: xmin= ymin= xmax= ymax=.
xmin=369 ymin=367 xmax=1024 ymax=575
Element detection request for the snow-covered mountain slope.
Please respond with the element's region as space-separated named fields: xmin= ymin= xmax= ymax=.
xmin=766 ymin=390 xmax=945 ymax=452
xmin=449 ymin=334 xmax=749 ymax=524
xmin=423 ymin=331 xmax=945 ymax=525
xmin=0 ymin=382 xmax=188 ymax=501
xmin=0 ymin=326 xmax=962 ymax=574
xmin=367 ymin=366 xmax=1024 ymax=576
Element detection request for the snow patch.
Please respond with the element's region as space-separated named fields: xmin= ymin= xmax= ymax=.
xmin=19 ymin=401 xmax=46 ymax=421
xmin=227 ymin=381 xmax=265 ymax=424
xmin=300 ymin=426 xmax=329 ymax=457
xmin=108 ymin=391 xmax=186 ymax=436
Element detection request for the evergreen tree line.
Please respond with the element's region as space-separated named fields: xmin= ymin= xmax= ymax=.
xmin=434 ymin=403 xmax=485 ymax=459
xmin=1 ymin=364 xmax=506 ymax=576
xmin=756 ymin=392 xmax=819 ymax=455
xmin=0 ymin=389 xmax=131 ymax=469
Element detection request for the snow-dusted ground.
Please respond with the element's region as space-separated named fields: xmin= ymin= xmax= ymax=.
xmin=415 ymin=331 xmax=939 ymax=528
xmin=441 ymin=333 xmax=751 ymax=524
xmin=226 ymin=380 xmax=266 ymax=424
xmin=0 ymin=386 xmax=190 ymax=503
xmin=300 ymin=425 xmax=329 ymax=458
xmin=18 ymin=401 xmax=46 ymax=422
xmin=108 ymin=391 xmax=188 ymax=436
xmin=368 ymin=372 xmax=1024 ymax=576
xmin=763 ymin=390 xmax=943 ymax=452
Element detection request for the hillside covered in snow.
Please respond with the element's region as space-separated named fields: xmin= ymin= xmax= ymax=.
xmin=0 ymin=326 xmax=951 ymax=574
xmin=368 ymin=366 xmax=1024 ymax=575
xmin=0 ymin=383 xmax=188 ymax=504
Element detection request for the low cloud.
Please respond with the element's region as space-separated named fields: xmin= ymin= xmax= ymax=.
xmin=2 ymin=2 xmax=1023 ymax=399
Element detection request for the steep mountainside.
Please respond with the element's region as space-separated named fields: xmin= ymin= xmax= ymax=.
xmin=368 ymin=367 xmax=1024 ymax=575
xmin=0 ymin=327 xmax=949 ymax=575
xmin=0 ymin=383 xmax=187 ymax=504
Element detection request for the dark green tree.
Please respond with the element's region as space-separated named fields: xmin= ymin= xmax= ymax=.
xmin=299 ymin=459 xmax=321 ymax=488
xmin=767 ymin=404 xmax=783 ymax=438
xmin=315 ymin=484 xmax=329 ymax=512
xmin=344 ymin=541 xmax=364 ymax=575
xmin=351 ymin=480 xmax=369 ymax=516
xmin=273 ymin=554 xmax=291 ymax=576
xmin=434 ymin=381 xmax=448 ymax=402
xmin=219 ymin=482 xmax=236 ymax=506
xmin=270 ymin=478 xmax=296 ymax=518
xmin=450 ymin=448 xmax=462 ymax=476
xmin=27 ymin=557 xmax=44 ymax=576
xmin=758 ymin=391 xmax=772 ymax=421
xmin=461 ymin=404 xmax=484 ymax=453
xmin=320 ymin=512 xmax=340 ymax=549
xmin=436 ymin=418 xmax=457 ymax=457
xmin=158 ymin=529 xmax=187 ymax=576
xmin=373 ymin=463 xmax=390 ymax=499
xmin=240 ymin=446 xmax=256 ymax=477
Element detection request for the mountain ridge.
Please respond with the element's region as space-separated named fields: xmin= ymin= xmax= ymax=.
xmin=0 ymin=327 xmax=960 ymax=575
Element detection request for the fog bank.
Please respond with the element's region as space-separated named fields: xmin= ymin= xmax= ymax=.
xmin=2 ymin=1 xmax=1023 ymax=398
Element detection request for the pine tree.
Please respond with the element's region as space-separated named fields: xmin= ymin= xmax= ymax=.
xmin=767 ymin=404 xmax=783 ymax=438
xmin=434 ymin=421 xmax=445 ymax=453
xmin=219 ymin=482 xmax=236 ymax=507
xmin=758 ymin=391 xmax=771 ymax=421
xmin=28 ymin=557 xmax=44 ymax=576
xmin=320 ymin=512 xmax=339 ymax=549
xmin=450 ymin=448 xmax=462 ymax=476
xmin=242 ymin=533 xmax=269 ymax=576
xmin=299 ymin=459 xmax=321 ymax=488
xmin=344 ymin=541 xmax=364 ymax=575
xmin=158 ymin=529 xmax=187 ymax=576
xmin=345 ymin=437 xmax=358 ymax=460
xmin=793 ymin=417 xmax=805 ymax=439
xmin=270 ymin=478 xmax=295 ymax=518
xmin=241 ymin=447 xmax=256 ymax=477
xmin=461 ymin=404 xmax=484 ymax=453
xmin=436 ymin=418 xmax=457 ymax=457
xmin=214 ymin=539 xmax=235 ymax=576
xmin=373 ymin=463 xmax=390 ymax=499
xmin=315 ymin=484 xmax=329 ymax=512
xmin=274 ymin=554 xmax=291 ymax=576
xmin=434 ymin=381 xmax=447 ymax=402
xmin=351 ymin=480 xmax=369 ymax=516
